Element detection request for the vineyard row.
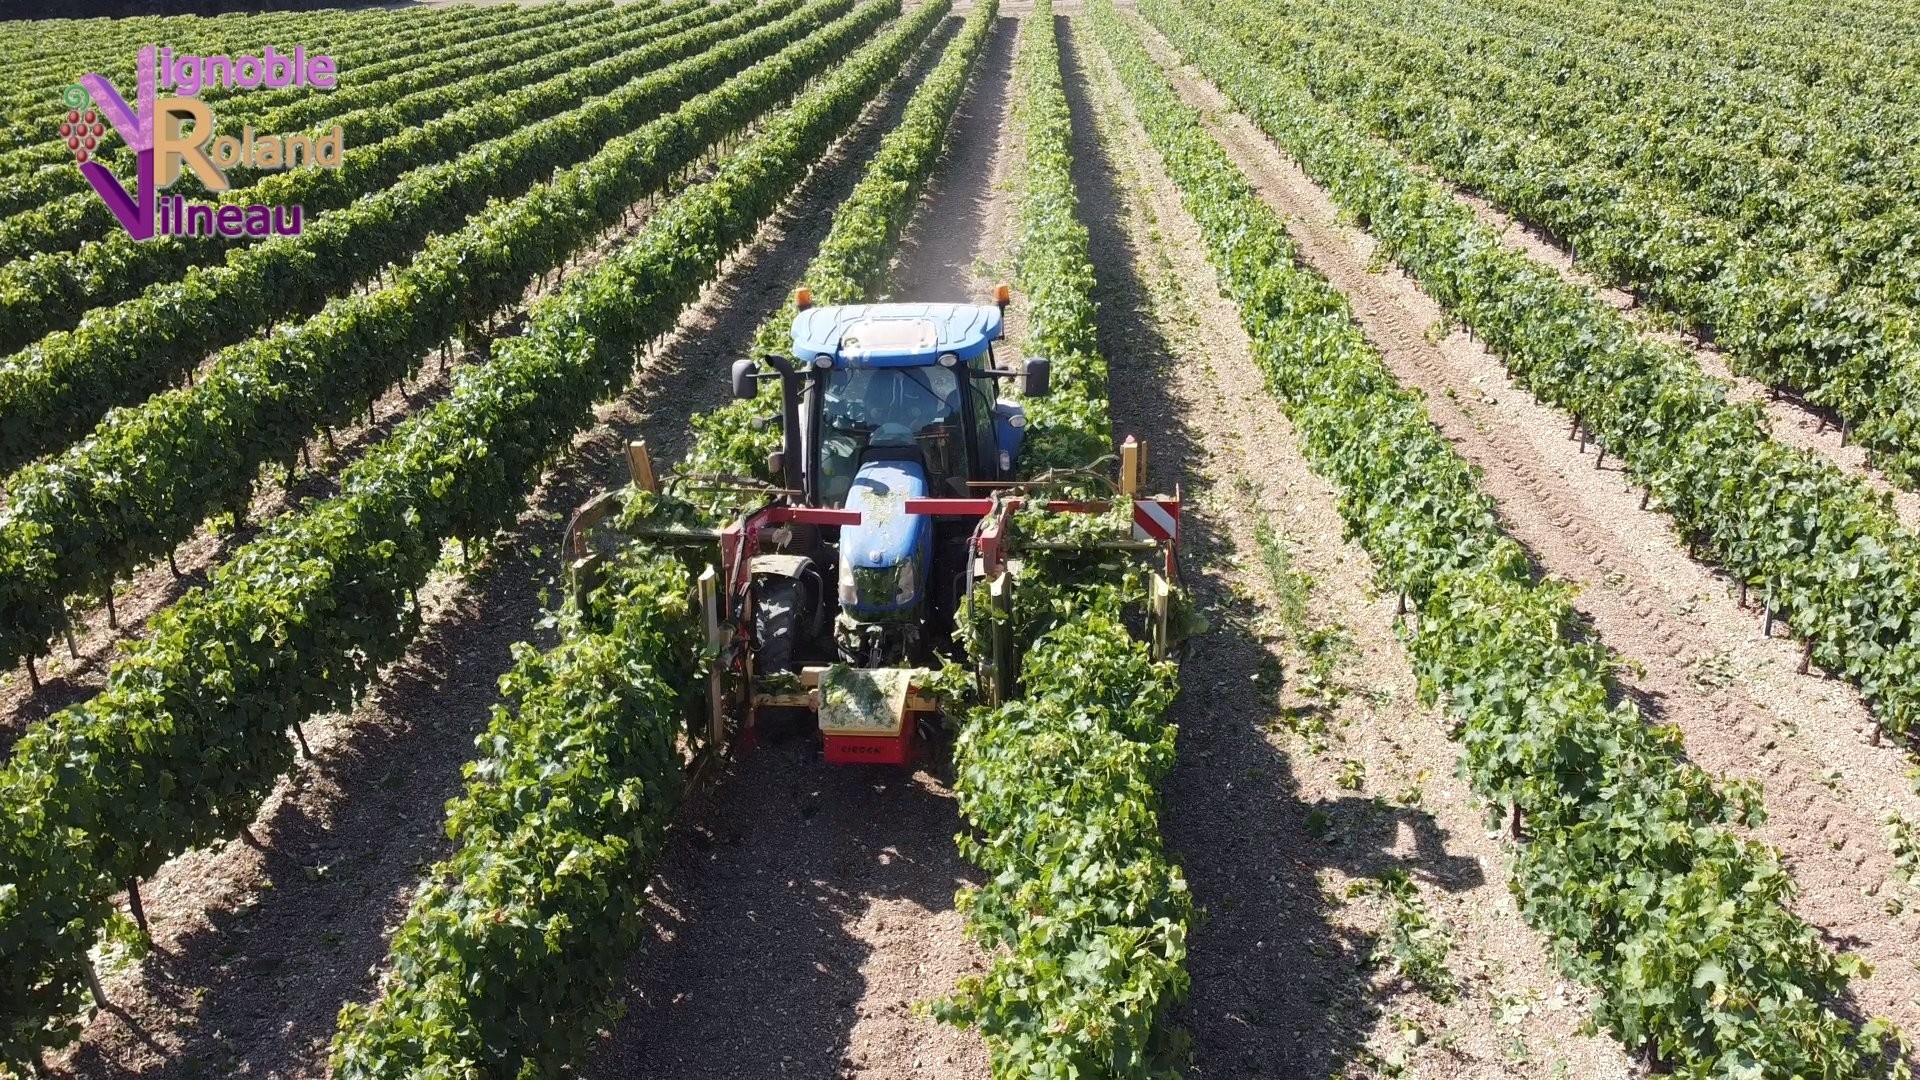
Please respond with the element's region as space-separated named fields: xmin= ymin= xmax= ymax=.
xmin=0 ymin=0 xmax=858 ymax=677
xmin=0 ymin=0 xmax=904 ymax=1066
xmin=1167 ymin=0 xmax=1920 ymax=754
xmin=0 ymin=0 xmax=651 ymax=265
xmin=1094 ymin=0 xmax=1905 ymax=1072
xmin=327 ymin=3 xmax=965 ymax=1074
xmin=0 ymin=0 xmax=761 ymax=465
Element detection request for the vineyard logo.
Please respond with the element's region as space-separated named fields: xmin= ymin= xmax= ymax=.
xmin=69 ymin=45 xmax=347 ymax=241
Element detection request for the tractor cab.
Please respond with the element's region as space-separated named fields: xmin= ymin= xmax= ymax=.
xmin=735 ymin=298 xmax=1048 ymax=503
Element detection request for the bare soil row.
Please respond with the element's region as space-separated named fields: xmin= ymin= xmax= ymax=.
xmin=1072 ymin=13 xmax=1638 ymax=1075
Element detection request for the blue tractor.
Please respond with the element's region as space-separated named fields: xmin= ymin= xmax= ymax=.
xmin=567 ymin=291 xmax=1181 ymax=767
xmin=730 ymin=296 xmax=1051 ymax=672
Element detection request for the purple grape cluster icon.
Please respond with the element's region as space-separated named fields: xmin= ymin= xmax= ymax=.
xmin=60 ymin=85 xmax=105 ymax=164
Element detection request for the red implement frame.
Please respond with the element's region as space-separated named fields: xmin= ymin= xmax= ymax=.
xmin=902 ymin=496 xmax=1181 ymax=581
xmin=717 ymin=496 xmax=1181 ymax=598
xmin=716 ymin=486 xmax=1182 ymax=767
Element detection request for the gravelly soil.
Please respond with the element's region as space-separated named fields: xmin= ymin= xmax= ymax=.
xmin=1126 ymin=11 xmax=1920 ymax=1044
xmin=1069 ymin=13 xmax=1636 ymax=1078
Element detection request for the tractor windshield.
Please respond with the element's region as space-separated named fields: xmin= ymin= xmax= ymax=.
xmin=819 ymin=365 xmax=968 ymax=505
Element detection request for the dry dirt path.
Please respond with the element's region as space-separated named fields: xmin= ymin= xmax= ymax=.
xmin=581 ymin=10 xmax=1027 ymax=1078
xmin=1067 ymin=12 xmax=1637 ymax=1078
xmin=1125 ymin=12 xmax=1920 ymax=1039
xmin=39 ymin=24 xmax=970 ymax=1080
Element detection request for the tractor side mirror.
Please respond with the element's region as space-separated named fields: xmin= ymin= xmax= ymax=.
xmin=1022 ymin=356 xmax=1051 ymax=398
xmin=766 ymin=451 xmax=785 ymax=479
xmin=731 ymin=358 xmax=759 ymax=400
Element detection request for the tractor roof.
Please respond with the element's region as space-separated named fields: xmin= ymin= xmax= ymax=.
xmin=790 ymin=302 xmax=1002 ymax=368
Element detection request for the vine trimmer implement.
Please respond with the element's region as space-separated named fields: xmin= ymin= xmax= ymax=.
xmin=566 ymin=290 xmax=1182 ymax=768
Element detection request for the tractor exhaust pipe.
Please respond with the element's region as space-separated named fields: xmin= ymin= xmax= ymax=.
xmin=762 ymin=354 xmax=810 ymax=500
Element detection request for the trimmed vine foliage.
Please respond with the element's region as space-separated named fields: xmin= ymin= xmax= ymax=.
xmin=1149 ymin=0 xmax=1920 ymax=750
xmin=1086 ymin=2 xmax=1910 ymax=1074
xmin=660 ymin=7 xmax=1192 ymax=1068
xmin=329 ymin=6 xmax=965 ymax=1069
xmin=329 ymin=550 xmax=705 ymax=1078
xmin=945 ymin=601 xmax=1188 ymax=1078
xmin=1152 ymin=0 xmax=1920 ymax=490
xmin=934 ymin=8 xmax=1192 ymax=1074
xmin=0 ymin=0 xmax=864 ymax=676
xmin=0 ymin=0 xmax=941 ymax=1067
xmin=1006 ymin=0 xmax=1110 ymax=475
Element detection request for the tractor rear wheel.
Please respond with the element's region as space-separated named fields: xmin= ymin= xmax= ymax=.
xmin=752 ymin=577 xmax=803 ymax=676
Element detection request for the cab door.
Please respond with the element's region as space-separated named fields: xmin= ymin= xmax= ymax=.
xmin=966 ymin=357 xmax=1000 ymax=480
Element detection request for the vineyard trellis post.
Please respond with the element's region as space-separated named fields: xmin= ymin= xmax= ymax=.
xmin=81 ymin=956 xmax=108 ymax=1011
xmin=125 ymin=878 xmax=147 ymax=936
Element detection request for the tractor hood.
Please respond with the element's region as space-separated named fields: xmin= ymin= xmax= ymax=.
xmin=793 ymin=303 xmax=1002 ymax=367
xmin=838 ymin=460 xmax=932 ymax=615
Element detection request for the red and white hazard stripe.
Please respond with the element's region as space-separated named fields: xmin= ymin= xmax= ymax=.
xmin=1131 ymin=498 xmax=1179 ymax=542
